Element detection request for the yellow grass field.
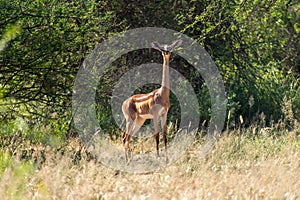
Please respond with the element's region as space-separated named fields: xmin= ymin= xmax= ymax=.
xmin=0 ymin=127 xmax=299 ymax=200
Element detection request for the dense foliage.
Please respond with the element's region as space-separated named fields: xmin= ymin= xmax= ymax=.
xmin=1 ymin=0 xmax=299 ymax=138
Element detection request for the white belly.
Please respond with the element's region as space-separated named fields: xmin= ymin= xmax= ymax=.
xmin=139 ymin=106 xmax=166 ymax=119
xmin=140 ymin=114 xmax=153 ymax=119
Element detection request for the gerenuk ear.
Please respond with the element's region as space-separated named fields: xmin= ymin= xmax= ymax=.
xmin=151 ymin=41 xmax=163 ymax=52
xmin=168 ymin=39 xmax=182 ymax=52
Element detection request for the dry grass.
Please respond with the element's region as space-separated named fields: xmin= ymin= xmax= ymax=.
xmin=0 ymin=127 xmax=299 ymax=200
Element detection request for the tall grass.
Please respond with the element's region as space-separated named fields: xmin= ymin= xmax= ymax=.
xmin=0 ymin=121 xmax=299 ymax=199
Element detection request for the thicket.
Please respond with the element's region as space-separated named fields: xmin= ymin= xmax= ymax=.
xmin=0 ymin=0 xmax=299 ymax=140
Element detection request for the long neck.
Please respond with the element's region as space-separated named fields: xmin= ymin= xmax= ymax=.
xmin=161 ymin=55 xmax=170 ymax=96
